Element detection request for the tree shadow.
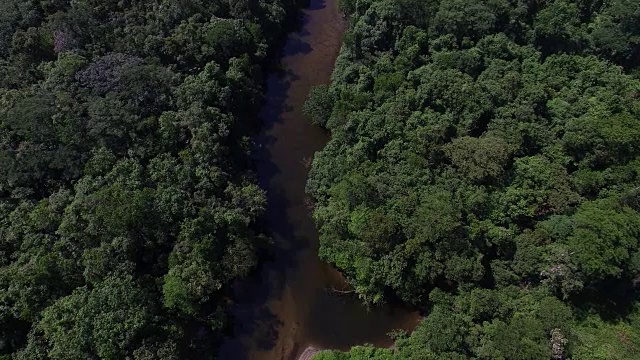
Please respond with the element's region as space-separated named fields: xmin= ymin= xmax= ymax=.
xmin=571 ymin=278 xmax=639 ymax=322
xmin=218 ymin=10 xmax=317 ymax=357
xmin=307 ymin=0 xmax=327 ymax=11
xmin=283 ymin=37 xmax=313 ymax=56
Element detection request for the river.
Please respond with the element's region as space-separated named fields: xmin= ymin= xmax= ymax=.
xmin=218 ymin=1 xmax=419 ymax=359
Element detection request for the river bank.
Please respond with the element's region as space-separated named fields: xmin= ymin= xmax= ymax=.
xmin=218 ymin=1 xmax=419 ymax=359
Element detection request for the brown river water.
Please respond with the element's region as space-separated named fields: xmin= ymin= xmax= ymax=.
xmin=218 ymin=1 xmax=420 ymax=359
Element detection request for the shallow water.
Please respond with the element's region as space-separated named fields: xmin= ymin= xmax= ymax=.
xmin=218 ymin=1 xmax=420 ymax=359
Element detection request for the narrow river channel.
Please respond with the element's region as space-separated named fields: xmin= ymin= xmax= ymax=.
xmin=219 ymin=1 xmax=419 ymax=359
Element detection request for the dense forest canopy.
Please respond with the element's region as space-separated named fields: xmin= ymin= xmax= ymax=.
xmin=0 ymin=0 xmax=302 ymax=358
xmin=308 ymin=0 xmax=640 ymax=358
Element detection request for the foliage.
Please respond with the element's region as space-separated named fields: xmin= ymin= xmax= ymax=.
xmin=308 ymin=0 xmax=640 ymax=358
xmin=0 ymin=0 xmax=299 ymax=358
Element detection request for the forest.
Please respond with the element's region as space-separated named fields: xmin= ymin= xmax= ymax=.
xmin=2 ymin=0 xmax=640 ymax=359
xmin=307 ymin=0 xmax=640 ymax=359
xmin=0 ymin=0 xmax=302 ymax=358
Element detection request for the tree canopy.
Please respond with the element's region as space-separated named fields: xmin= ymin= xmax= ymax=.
xmin=0 ymin=0 xmax=300 ymax=358
xmin=308 ymin=0 xmax=640 ymax=358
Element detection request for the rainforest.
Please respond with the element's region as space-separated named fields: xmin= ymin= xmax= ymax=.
xmin=1 ymin=0 xmax=639 ymax=359
xmin=0 ymin=0 xmax=297 ymax=358
xmin=309 ymin=0 xmax=640 ymax=358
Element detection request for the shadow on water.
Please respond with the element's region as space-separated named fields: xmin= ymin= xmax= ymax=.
xmin=219 ymin=0 xmax=420 ymax=359
xmin=307 ymin=0 xmax=327 ymax=11
xmin=218 ymin=81 xmax=301 ymax=360
xmin=218 ymin=23 xmax=312 ymax=360
xmin=283 ymin=38 xmax=313 ymax=56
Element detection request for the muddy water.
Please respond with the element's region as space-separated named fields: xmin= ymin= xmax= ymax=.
xmin=218 ymin=1 xmax=419 ymax=359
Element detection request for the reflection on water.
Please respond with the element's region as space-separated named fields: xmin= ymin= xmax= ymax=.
xmin=218 ymin=1 xmax=420 ymax=359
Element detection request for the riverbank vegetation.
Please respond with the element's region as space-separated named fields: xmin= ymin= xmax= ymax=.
xmin=307 ymin=0 xmax=640 ymax=358
xmin=0 ymin=0 xmax=302 ymax=358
